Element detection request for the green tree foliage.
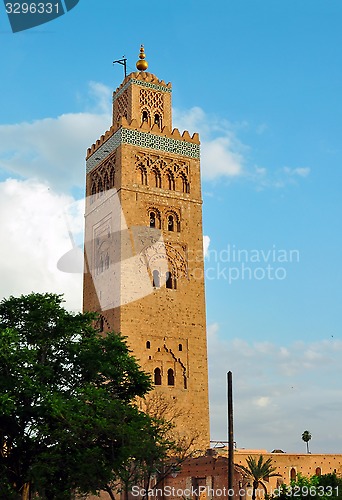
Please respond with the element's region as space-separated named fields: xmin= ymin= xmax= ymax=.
xmin=0 ymin=293 xmax=154 ymax=499
xmin=238 ymin=455 xmax=281 ymax=500
xmin=105 ymin=393 xmax=200 ymax=500
xmin=302 ymin=431 xmax=312 ymax=454
xmin=276 ymin=472 xmax=342 ymax=500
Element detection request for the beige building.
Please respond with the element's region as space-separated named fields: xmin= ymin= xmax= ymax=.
xmin=159 ymin=449 xmax=342 ymax=500
xmin=234 ymin=449 xmax=342 ymax=494
xmin=83 ymin=46 xmax=210 ymax=450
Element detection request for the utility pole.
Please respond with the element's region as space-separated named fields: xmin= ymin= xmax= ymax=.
xmin=227 ymin=371 xmax=234 ymax=497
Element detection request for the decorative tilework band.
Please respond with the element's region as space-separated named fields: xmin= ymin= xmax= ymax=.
xmin=86 ymin=128 xmax=199 ymax=173
xmin=113 ymin=78 xmax=172 ymax=102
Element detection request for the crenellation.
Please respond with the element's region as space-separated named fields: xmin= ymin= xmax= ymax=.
xmin=86 ymin=119 xmax=200 ymax=161
xmin=171 ymin=128 xmax=181 ymax=139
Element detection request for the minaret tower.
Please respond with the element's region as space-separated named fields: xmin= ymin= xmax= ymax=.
xmin=83 ymin=47 xmax=210 ymax=448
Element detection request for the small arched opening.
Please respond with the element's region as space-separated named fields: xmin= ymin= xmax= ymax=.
xmin=167 ymin=368 xmax=175 ymax=386
xmin=153 ymin=270 xmax=160 ymax=288
xmin=154 ymin=113 xmax=161 ymax=128
xmin=168 ymin=215 xmax=174 ymax=232
xmin=150 ymin=212 xmax=156 ymax=228
xmin=154 ymin=368 xmax=162 ymax=386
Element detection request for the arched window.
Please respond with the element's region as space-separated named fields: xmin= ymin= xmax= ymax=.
xmin=167 ymin=173 xmax=175 ymax=190
xmin=154 ymin=368 xmax=162 ymax=385
xmin=142 ymin=110 xmax=149 ymax=123
xmin=166 ymin=272 xmax=177 ymax=289
xmin=166 ymin=272 xmax=172 ymax=289
xmin=104 ymin=253 xmax=109 ymax=270
xmin=184 ymin=375 xmax=187 ymax=389
xmin=98 ymin=316 xmax=104 ymax=332
xmin=98 ymin=178 xmax=104 ymax=196
xmin=178 ymin=344 xmax=183 ymax=352
xmin=153 ymin=270 xmax=160 ymax=288
xmin=167 ymin=368 xmax=174 ymax=386
xmin=150 ymin=212 xmax=156 ymax=228
xmin=168 ymin=215 xmax=174 ymax=232
xmin=154 ymin=113 xmax=161 ymax=127
xmin=90 ymin=183 xmax=96 ymax=203
xmin=104 ymin=172 xmax=110 ymax=191
xmin=315 ymin=468 xmax=321 ymax=476
xmin=146 ymin=341 xmax=151 ymax=349
xmin=141 ymin=169 xmax=147 ymax=185
xmin=154 ymin=170 xmax=161 ymax=188
xmin=109 ymin=166 xmax=115 ymax=187
xmin=182 ymin=175 xmax=189 ymax=193
xmin=290 ymin=468 xmax=296 ymax=481
xmin=98 ymin=257 xmax=104 ymax=275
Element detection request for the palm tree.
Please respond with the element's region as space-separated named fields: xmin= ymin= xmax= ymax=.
xmin=238 ymin=455 xmax=281 ymax=500
xmin=302 ymin=430 xmax=312 ymax=453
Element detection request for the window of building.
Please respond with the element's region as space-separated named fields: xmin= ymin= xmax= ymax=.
xmin=104 ymin=253 xmax=109 ymax=270
xmin=167 ymin=173 xmax=175 ymax=190
xmin=167 ymin=215 xmax=175 ymax=231
xmin=98 ymin=316 xmax=104 ymax=332
xmin=152 ymin=169 xmax=161 ymax=188
xmin=154 ymin=113 xmax=160 ymax=127
xmin=168 ymin=215 xmax=174 ymax=232
xmin=150 ymin=212 xmax=156 ymax=228
xmin=167 ymin=368 xmax=174 ymax=386
xmin=181 ymin=174 xmax=190 ymax=193
xmin=154 ymin=368 xmax=162 ymax=385
xmin=98 ymin=257 xmax=104 ymax=275
xmin=166 ymin=272 xmax=177 ymax=290
xmin=139 ymin=167 xmax=147 ymax=185
xmin=166 ymin=272 xmax=172 ymax=289
xmin=146 ymin=341 xmax=151 ymax=349
xmin=315 ymin=468 xmax=321 ymax=476
xmin=290 ymin=468 xmax=296 ymax=481
xmin=184 ymin=375 xmax=187 ymax=389
xmin=91 ymin=183 xmax=96 ymax=203
xmin=178 ymin=343 xmax=183 ymax=352
xmin=153 ymin=270 xmax=160 ymax=288
xmin=104 ymin=173 xmax=110 ymax=191
xmin=142 ymin=110 xmax=148 ymax=123
xmin=109 ymin=166 xmax=115 ymax=187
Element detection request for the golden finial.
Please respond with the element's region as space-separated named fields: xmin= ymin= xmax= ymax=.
xmin=136 ymin=44 xmax=148 ymax=71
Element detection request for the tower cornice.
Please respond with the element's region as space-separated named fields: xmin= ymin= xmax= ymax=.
xmin=113 ymin=71 xmax=172 ymax=102
xmin=86 ymin=118 xmax=200 ymax=173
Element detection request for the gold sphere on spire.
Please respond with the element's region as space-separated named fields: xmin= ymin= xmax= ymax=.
xmin=136 ymin=44 xmax=148 ymax=71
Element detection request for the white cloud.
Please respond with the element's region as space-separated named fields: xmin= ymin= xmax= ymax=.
xmin=87 ymin=81 xmax=112 ymax=115
xmin=0 ymin=178 xmax=83 ymax=311
xmin=0 ymin=82 xmax=111 ymax=191
xmin=250 ymin=164 xmax=311 ymax=189
xmin=283 ymin=166 xmax=311 ymax=178
xmin=173 ymin=107 xmax=311 ymax=187
xmin=255 ymin=396 xmax=270 ymax=408
xmin=173 ymin=107 xmax=245 ymax=179
xmin=208 ymin=324 xmax=342 ymax=453
xmin=203 ymin=235 xmax=211 ymax=257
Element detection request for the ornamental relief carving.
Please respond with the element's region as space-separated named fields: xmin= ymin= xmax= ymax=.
xmin=135 ymin=152 xmax=190 ymax=193
xmin=140 ymin=240 xmax=188 ymax=280
xmin=90 ymin=153 xmax=116 ymax=199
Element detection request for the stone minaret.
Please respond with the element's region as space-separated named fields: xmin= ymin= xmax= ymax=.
xmin=83 ymin=46 xmax=210 ymax=449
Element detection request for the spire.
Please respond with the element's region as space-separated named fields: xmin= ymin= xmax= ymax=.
xmin=136 ymin=44 xmax=148 ymax=71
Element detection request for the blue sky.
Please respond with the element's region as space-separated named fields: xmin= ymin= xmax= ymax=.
xmin=1 ymin=0 xmax=342 ymax=454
